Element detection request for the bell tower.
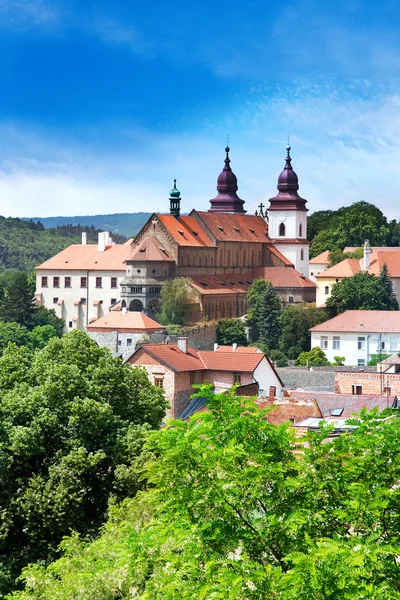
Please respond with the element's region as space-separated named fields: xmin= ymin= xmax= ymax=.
xmin=267 ymin=145 xmax=310 ymax=276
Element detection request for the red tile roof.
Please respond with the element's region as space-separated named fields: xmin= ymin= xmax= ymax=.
xmin=86 ymin=311 xmax=165 ymax=332
xmin=190 ymin=274 xmax=253 ymax=295
xmin=310 ymin=250 xmax=331 ymax=265
xmin=127 ymin=236 xmax=173 ymax=262
xmin=317 ymin=258 xmax=361 ymax=278
xmin=256 ymin=396 xmax=322 ymax=425
xmin=194 ymin=211 xmax=270 ymax=242
xmin=264 ymin=244 xmax=293 ymax=266
xmin=310 ymin=310 xmax=400 ymax=333
xmin=158 ymin=214 xmax=215 ymax=247
xmin=317 ymin=250 xmax=400 ymax=280
xmin=251 ymin=267 xmax=316 ymax=288
xmin=37 ymin=244 xmax=131 ymax=271
xmin=290 ymin=391 xmax=397 ymax=417
xmin=215 ymin=345 xmax=261 ymax=353
xmin=127 ymin=343 xmax=265 ymax=373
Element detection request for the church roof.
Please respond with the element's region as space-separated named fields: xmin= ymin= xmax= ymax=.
xmin=157 ymin=214 xmax=215 ymax=247
xmin=209 ymin=147 xmax=246 ymax=214
xmin=194 ymin=211 xmax=270 ymax=242
xmin=127 ymin=236 xmax=174 ymax=262
xmin=268 ymin=145 xmax=308 ymax=211
xmin=251 ymin=267 xmax=316 ymax=288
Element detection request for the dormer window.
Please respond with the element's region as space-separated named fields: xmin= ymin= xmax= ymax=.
xmin=279 ymin=223 xmax=286 ymax=236
xmin=218 ymin=226 xmax=224 ymax=232
xmin=177 ymin=229 xmax=185 ymax=236
xmin=234 ymin=227 xmax=240 ymax=233
xmin=249 ymin=228 xmax=255 ymax=234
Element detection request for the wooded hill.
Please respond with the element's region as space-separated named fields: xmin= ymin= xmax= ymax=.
xmin=0 ymin=217 xmax=127 ymax=273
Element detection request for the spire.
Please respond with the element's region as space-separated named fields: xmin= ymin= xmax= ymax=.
xmin=169 ymin=179 xmax=181 ymax=218
xmin=209 ymin=147 xmax=246 ymax=213
xmin=268 ymin=145 xmax=307 ymax=211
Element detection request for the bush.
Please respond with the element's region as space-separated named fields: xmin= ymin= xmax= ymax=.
xmin=295 ymin=346 xmax=330 ymax=366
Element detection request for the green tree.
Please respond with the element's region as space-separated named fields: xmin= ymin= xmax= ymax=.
xmin=379 ymin=263 xmax=398 ymax=310
xmin=11 ymin=390 xmax=400 ymax=599
xmin=332 ymin=355 xmax=345 ymax=365
xmin=216 ymin=318 xmax=247 ymax=346
xmin=367 ymin=353 xmax=391 ymax=366
xmin=0 ymin=272 xmax=36 ymax=327
xmin=279 ymin=305 xmax=327 ymax=359
xmin=247 ymin=278 xmax=282 ymax=349
xmin=295 ymin=346 xmax=330 ymax=365
xmin=0 ymin=330 xmax=167 ymax=596
xmin=31 ymin=305 xmax=65 ymax=336
xmin=0 ymin=321 xmax=30 ymax=355
xmin=326 ymin=271 xmax=399 ymax=316
xmin=157 ymin=277 xmax=192 ymax=325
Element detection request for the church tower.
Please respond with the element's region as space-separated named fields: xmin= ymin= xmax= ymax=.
xmin=209 ymin=147 xmax=246 ymax=213
xmin=267 ymin=145 xmax=309 ymax=276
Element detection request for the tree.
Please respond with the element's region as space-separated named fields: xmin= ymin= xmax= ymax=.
xmin=0 ymin=330 xmax=167 ymax=596
xmin=279 ymin=305 xmax=327 ymax=359
xmin=157 ymin=278 xmax=192 ymax=325
xmin=216 ymin=318 xmax=247 ymax=346
xmin=295 ymin=346 xmax=330 ymax=366
xmin=379 ymin=263 xmax=398 ymax=310
xmin=0 ymin=272 xmax=36 ymax=327
xmin=31 ymin=305 xmax=64 ymax=336
xmin=332 ymin=355 xmax=345 ymax=365
xmin=367 ymin=353 xmax=391 ymax=366
xmin=326 ymin=271 xmax=399 ymax=316
xmin=247 ymin=278 xmax=282 ymax=349
xmin=12 ymin=389 xmax=400 ymax=599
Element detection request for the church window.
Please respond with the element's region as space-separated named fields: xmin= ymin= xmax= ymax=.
xmin=236 ymin=250 xmax=239 ymax=266
xmin=251 ymin=250 xmax=254 ymax=266
xmin=227 ymin=250 xmax=231 ymax=264
xmin=205 ymin=255 xmax=208 ymax=266
xmin=301 ymin=249 xmax=304 ymax=260
xmin=243 ymin=250 xmax=246 ymax=264
xmin=279 ymin=223 xmax=285 ymax=236
xmin=299 ymin=223 xmax=303 ymax=237
xmin=198 ymin=256 xmax=202 ymax=266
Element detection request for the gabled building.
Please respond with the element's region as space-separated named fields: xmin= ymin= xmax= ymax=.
xmin=309 ymin=250 xmax=331 ymax=282
xmin=124 ymin=339 xmax=284 ymax=417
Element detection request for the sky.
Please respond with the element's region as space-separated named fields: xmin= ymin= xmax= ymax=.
xmin=1 ymin=0 xmax=400 ymax=219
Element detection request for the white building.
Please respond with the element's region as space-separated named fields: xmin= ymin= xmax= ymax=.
xmin=267 ymin=145 xmax=310 ymax=277
xmin=309 ymin=250 xmax=330 ymax=282
xmin=310 ymin=310 xmax=400 ymax=366
xmin=36 ymin=232 xmax=132 ymax=332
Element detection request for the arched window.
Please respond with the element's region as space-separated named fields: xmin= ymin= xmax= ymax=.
xmin=301 ymin=248 xmax=304 ymax=260
xmin=241 ymin=300 xmax=245 ymax=314
xmin=279 ymin=222 xmax=286 ymax=236
xmin=236 ymin=250 xmax=239 ymax=266
xmin=299 ymin=223 xmax=303 ymax=237
xmin=198 ymin=256 xmax=202 ymax=267
xmin=251 ymin=250 xmax=255 ymax=266
xmin=227 ymin=250 xmax=231 ymax=265
xmin=205 ymin=255 xmax=208 ymax=267
xmin=243 ymin=250 xmax=246 ymax=265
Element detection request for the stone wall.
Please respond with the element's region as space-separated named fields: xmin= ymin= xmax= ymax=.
xmin=147 ymin=321 xmax=218 ymax=350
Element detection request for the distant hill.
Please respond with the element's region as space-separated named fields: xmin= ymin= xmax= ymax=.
xmin=24 ymin=213 xmax=152 ymax=238
xmin=0 ymin=218 xmax=128 ymax=273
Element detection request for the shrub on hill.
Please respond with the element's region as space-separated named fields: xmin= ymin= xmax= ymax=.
xmin=216 ymin=318 xmax=248 ymax=346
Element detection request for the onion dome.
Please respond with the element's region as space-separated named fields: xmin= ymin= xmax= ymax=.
xmin=268 ymin=145 xmax=307 ymax=211
xmin=209 ymin=147 xmax=246 ymax=213
xmin=169 ymin=179 xmax=181 ymax=218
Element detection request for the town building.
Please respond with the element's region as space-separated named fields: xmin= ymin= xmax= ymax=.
xmin=334 ymin=353 xmax=400 ymax=397
xmin=310 ymin=310 xmax=400 ymax=366
xmin=288 ymin=390 xmax=397 ymax=416
xmin=35 ymin=232 xmax=131 ymax=332
xmin=124 ymin=340 xmax=284 ymax=417
xmin=86 ymin=310 xmax=165 ymax=356
xmin=35 ymin=145 xmax=316 ymax=328
xmin=315 ymin=243 xmax=400 ymax=307
xmin=309 ymin=250 xmax=331 ymax=282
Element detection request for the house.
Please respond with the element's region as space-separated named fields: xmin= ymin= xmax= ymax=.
xmin=315 ymin=242 xmax=400 ymax=307
xmin=86 ymin=310 xmax=165 ymax=356
xmin=310 ymin=310 xmax=400 ymax=366
xmin=309 ymin=250 xmax=331 ymax=282
xmin=288 ymin=390 xmax=398 ymax=417
xmin=124 ymin=339 xmax=284 ymax=418
xmin=334 ymin=353 xmax=400 ymax=396
xmin=35 ymin=232 xmax=131 ymax=332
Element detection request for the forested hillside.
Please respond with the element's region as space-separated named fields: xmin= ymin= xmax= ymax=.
xmin=25 ymin=212 xmax=152 ymax=238
xmin=0 ymin=217 xmax=127 ymax=273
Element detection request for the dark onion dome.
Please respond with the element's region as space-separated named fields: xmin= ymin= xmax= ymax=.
xmin=268 ymin=145 xmax=307 ymax=211
xmin=209 ymin=147 xmax=246 ymax=214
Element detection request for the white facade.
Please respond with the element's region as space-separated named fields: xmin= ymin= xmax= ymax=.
xmin=309 ymin=261 xmax=329 ymax=282
xmin=310 ymin=330 xmax=400 ymax=366
xmin=268 ymin=209 xmax=309 ymax=277
xmin=253 ymin=356 xmax=285 ymax=394
xmin=36 ymin=269 xmax=125 ymax=332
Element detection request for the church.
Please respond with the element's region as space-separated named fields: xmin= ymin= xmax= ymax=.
xmin=120 ymin=145 xmax=316 ymax=321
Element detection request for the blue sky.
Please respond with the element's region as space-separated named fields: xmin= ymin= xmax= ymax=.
xmin=1 ymin=0 xmax=400 ymax=219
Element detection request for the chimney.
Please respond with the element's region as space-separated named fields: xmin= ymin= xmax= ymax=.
xmin=177 ymin=337 xmax=188 ymax=354
xmin=214 ymin=343 xmax=219 ymax=352
xmin=269 ymin=386 xmax=277 ymax=398
xmin=98 ymin=232 xmax=105 ymax=252
xmin=103 ymin=231 xmax=110 ymax=246
xmin=232 ymin=343 xmax=238 ymax=351
xmin=363 ymin=239 xmax=371 ymax=270
xmin=82 ymin=232 xmax=87 ymax=245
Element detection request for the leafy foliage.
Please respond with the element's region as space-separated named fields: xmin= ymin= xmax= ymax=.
xmin=308 ymin=201 xmax=400 ymax=258
xmin=0 ymin=272 xmax=37 ymax=327
xmin=157 ymin=277 xmax=192 ymax=325
xmin=295 ymin=346 xmax=330 ymax=365
xmin=367 ymin=353 xmax=391 ymax=366
xmin=0 ymin=330 xmax=167 ymax=596
xmin=326 ymin=268 xmax=399 ymax=316
xmin=11 ymin=390 xmax=400 ymax=599
xmin=247 ymin=278 xmax=282 ymax=349
xmin=216 ymin=318 xmax=248 ymax=346
xmin=279 ymin=304 xmax=327 ymax=360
